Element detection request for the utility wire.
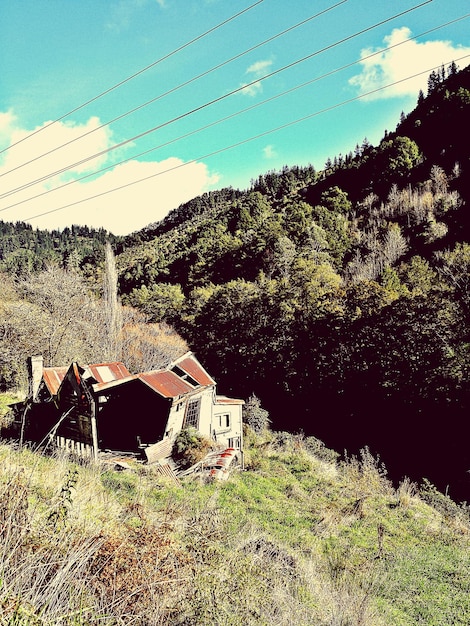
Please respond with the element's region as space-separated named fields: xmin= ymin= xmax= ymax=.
xmin=2 ymin=13 xmax=467 ymax=215
xmin=0 ymin=0 xmax=265 ymax=157
xmin=0 ymin=0 xmax=348 ymax=181
xmin=22 ymin=52 xmax=470 ymax=225
xmin=0 ymin=0 xmax=433 ymax=198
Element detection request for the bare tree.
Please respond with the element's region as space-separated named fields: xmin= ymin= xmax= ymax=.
xmin=120 ymin=307 xmax=188 ymax=373
xmin=102 ymin=242 xmax=123 ymax=362
xmin=382 ymin=225 xmax=408 ymax=267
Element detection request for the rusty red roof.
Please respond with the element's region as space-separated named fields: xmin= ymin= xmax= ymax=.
xmin=215 ymin=395 xmax=245 ymax=406
xmin=85 ymin=362 xmax=132 ymax=383
xmin=42 ymin=367 xmax=68 ymax=395
xmin=139 ymin=370 xmax=195 ymax=398
xmin=92 ymin=375 xmax=138 ymax=393
xmin=174 ymin=354 xmax=215 ymax=386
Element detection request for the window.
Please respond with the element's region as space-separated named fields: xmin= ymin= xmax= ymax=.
xmin=217 ymin=414 xmax=230 ymax=429
xmin=184 ymin=398 xmax=201 ymax=429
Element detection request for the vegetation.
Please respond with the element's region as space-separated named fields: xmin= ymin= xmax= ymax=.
xmin=1 ymin=64 xmax=469 ymax=500
xmin=113 ymin=64 xmax=470 ymax=501
xmin=172 ymin=427 xmax=215 ymax=470
xmin=0 ymin=221 xmax=119 ymax=281
xmin=0 ymin=266 xmax=187 ymax=393
xmin=0 ymin=428 xmax=469 ymax=625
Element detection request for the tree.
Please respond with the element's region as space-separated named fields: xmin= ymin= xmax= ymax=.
xmin=124 ymin=283 xmax=185 ymax=323
xmin=0 ymin=267 xmax=105 ymax=390
xmin=243 ymin=394 xmax=270 ymax=433
xmin=437 ymin=243 xmax=470 ymax=319
xmin=399 ymin=256 xmax=437 ymax=297
xmin=103 ymin=242 xmax=122 ymax=362
xmin=376 ymin=136 xmax=422 ymax=189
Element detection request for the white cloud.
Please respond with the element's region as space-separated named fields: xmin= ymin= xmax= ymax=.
xmin=263 ymin=144 xmax=277 ymax=159
xmin=0 ymin=113 xmax=218 ymax=235
xmin=0 ymin=110 xmax=17 ymax=146
xmin=240 ymin=59 xmax=273 ymax=97
xmin=107 ymin=0 xmax=163 ymax=33
xmin=240 ymin=81 xmax=263 ymax=97
xmin=246 ymin=60 xmax=273 ymax=76
xmin=349 ymin=27 xmax=470 ymax=100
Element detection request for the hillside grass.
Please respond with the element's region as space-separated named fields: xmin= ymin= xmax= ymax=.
xmin=0 ymin=412 xmax=469 ymax=625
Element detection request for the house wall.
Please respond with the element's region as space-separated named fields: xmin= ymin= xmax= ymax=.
xmin=165 ymin=398 xmax=187 ymax=439
xmin=212 ymin=403 xmax=243 ymax=450
xmin=56 ymin=411 xmax=94 ymax=447
xmin=195 ymin=388 xmax=216 ymax=438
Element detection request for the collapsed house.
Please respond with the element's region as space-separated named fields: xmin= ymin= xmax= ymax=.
xmin=4 ymin=353 xmax=244 ymax=463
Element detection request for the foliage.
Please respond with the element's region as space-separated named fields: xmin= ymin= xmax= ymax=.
xmin=0 ymin=220 xmax=118 ymax=279
xmin=172 ymin=427 xmax=214 ymax=470
xmin=1 ymin=65 xmax=470 ymax=501
xmin=1 ymin=430 xmax=469 ymax=625
xmin=243 ymin=394 xmax=270 ymax=434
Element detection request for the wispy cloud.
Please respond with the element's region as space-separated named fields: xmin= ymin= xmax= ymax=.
xmin=240 ymin=59 xmax=273 ymax=97
xmin=246 ymin=60 xmax=273 ymax=76
xmin=107 ymin=0 xmax=165 ymax=33
xmin=349 ymin=27 xmax=470 ymax=100
xmin=263 ymin=144 xmax=277 ymax=159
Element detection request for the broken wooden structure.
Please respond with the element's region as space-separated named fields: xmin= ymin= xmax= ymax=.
xmin=3 ymin=353 xmax=244 ymax=464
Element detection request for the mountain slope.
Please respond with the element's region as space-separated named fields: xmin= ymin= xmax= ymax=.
xmin=113 ymin=65 xmax=470 ymax=502
xmin=1 ymin=65 xmax=469 ymax=502
xmin=1 ymin=428 xmax=469 ymax=625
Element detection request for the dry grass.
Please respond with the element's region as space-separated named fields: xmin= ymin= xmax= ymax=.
xmin=1 ymin=427 xmax=469 ymax=625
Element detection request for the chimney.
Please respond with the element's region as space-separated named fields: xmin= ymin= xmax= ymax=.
xmin=27 ymin=355 xmax=43 ymax=400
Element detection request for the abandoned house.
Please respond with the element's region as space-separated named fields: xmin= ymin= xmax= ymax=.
xmin=4 ymin=353 xmax=244 ymax=463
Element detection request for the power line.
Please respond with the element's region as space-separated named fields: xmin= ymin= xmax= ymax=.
xmin=0 ymin=0 xmax=265 ymax=157
xmin=22 ymin=53 xmax=470 ymax=226
xmin=2 ymin=13 xmax=468 ymax=215
xmin=0 ymin=0 xmax=348 ymax=182
xmin=0 ymin=0 xmax=433 ymax=198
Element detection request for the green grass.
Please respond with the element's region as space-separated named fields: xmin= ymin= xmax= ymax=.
xmin=1 ymin=401 xmax=469 ymax=625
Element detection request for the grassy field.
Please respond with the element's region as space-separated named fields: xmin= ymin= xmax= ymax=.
xmin=0 ymin=399 xmax=469 ymax=625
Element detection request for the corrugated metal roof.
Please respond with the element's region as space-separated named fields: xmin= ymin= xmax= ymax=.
xmin=42 ymin=367 xmax=68 ymax=395
xmin=85 ymin=362 xmax=132 ymax=383
xmin=215 ymin=395 xmax=245 ymax=406
xmin=175 ymin=354 xmax=216 ymax=386
xmin=92 ymin=375 xmax=138 ymax=393
xmin=139 ymin=370 xmax=195 ymax=398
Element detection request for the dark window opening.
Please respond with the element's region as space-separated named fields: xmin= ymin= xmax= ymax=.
xmin=172 ymin=366 xmax=199 ymax=387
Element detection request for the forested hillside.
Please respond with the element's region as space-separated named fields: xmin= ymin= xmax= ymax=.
xmin=116 ymin=63 xmax=470 ymax=501
xmin=1 ymin=64 xmax=469 ymax=500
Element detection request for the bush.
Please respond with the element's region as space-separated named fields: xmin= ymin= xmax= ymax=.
xmin=172 ymin=427 xmax=214 ymax=470
xmin=243 ymin=394 xmax=270 ymax=433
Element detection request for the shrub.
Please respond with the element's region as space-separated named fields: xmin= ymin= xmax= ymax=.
xmin=172 ymin=427 xmax=214 ymax=470
xmin=304 ymin=435 xmax=340 ymax=463
xmin=243 ymin=394 xmax=270 ymax=433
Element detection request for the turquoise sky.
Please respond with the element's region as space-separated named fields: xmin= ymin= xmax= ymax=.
xmin=1 ymin=0 xmax=469 ymax=234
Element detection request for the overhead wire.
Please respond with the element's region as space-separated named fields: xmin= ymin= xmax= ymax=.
xmin=0 ymin=0 xmax=265 ymax=157
xmin=0 ymin=0 xmax=433 ymax=199
xmin=2 ymin=13 xmax=468 ymax=216
xmin=21 ymin=51 xmax=470 ymax=225
xmin=0 ymin=0 xmax=348 ymax=182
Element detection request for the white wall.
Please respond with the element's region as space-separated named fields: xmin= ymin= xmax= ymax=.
xmin=212 ymin=403 xmax=243 ymax=450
